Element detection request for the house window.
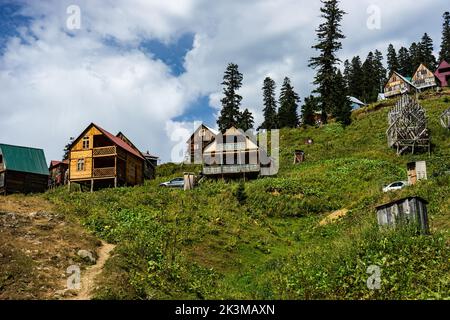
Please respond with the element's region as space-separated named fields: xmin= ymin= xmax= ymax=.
xmin=77 ymin=159 xmax=85 ymax=171
xmin=82 ymin=137 xmax=90 ymax=149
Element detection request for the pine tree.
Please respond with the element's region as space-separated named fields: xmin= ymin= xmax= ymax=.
xmin=387 ymin=44 xmax=399 ymax=74
xmin=343 ymin=59 xmax=351 ymax=90
xmin=439 ymin=11 xmax=450 ymax=62
xmin=260 ymin=77 xmax=278 ymax=130
xmin=361 ymin=52 xmax=378 ymax=103
xmin=301 ymin=95 xmax=320 ymax=127
xmin=397 ymin=47 xmax=411 ymax=76
xmin=332 ymin=70 xmax=352 ymax=126
xmin=278 ymin=77 xmax=300 ymax=128
xmin=63 ymin=138 xmax=74 ymax=160
xmin=347 ymin=56 xmax=363 ymax=100
xmin=309 ymin=0 xmax=346 ymax=124
xmin=421 ymin=33 xmax=437 ymax=70
xmin=238 ymin=108 xmax=254 ymax=132
xmin=374 ymin=50 xmax=387 ymax=93
xmin=409 ymin=42 xmax=423 ymax=75
xmin=217 ymin=63 xmax=243 ymax=132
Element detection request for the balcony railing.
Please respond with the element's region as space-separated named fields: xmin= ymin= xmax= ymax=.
xmin=93 ymin=167 xmax=115 ymax=178
xmin=203 ymin=164 xmax=260 ymax=175
xmin=217 ymin=142 xmax=247 ymax=151
xmin=93 ymin=146 xmax=116 ymax=157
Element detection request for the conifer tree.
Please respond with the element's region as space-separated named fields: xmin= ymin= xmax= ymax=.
xmin=439 ymin=11 xmax=450 ymax=62
xmin=260 ymin=77 xmax=278 ymax=130
xmin=374 ymin=50 xmax=387 ymax=93
xmin=361 ymin=52 xmax=378 ymax=103
xmin=301 ymin=95 xmax=320 ymax=127
xmin=238 ymin=108 xmax=254 ymax=132
xmin=332 ymin=70 xmax=352 ymax=126
xmin=398 ymin=47 xmax=411 ymax=76
xmin=420 ymin=33 xmax=437 ymax=70
xmin=347 ymin=56 xmax=363 ymax=100
xmin=387 ymin=44 xmax=399 ymax=74
xmin=278 ymin=77 xmax=300 ymax=128
xmin=309 ymin=0 xmax=346 ymax=124
xmin=217 ymin=63 xmax=243 ymax=132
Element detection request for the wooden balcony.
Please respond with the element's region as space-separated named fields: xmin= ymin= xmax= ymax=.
xmin=203 ymin=164 xmax=260 ymax=175
xmin=93 ymin=146 xmax=116 ymax=157
xmin=93 ymin=167 xmax=115 ymax=178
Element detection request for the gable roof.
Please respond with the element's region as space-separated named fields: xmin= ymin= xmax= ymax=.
xmin=347 ymin=96 xmax=366 ymax=106
xmin=49 ymin=160 xmax=69 ymax=169
xmin=71 ymin=123 xmax=144 ymax=160
xmin=186 ymin=124 xmax=219 ymax=143
xmin=436 ymin=60 xmax=450 ymax=71
xmin=0 ymin=143 xmax=49 ymax=176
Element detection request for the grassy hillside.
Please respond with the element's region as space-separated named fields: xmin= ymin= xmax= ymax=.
xmin=44 ymin=92 xmax=450 ymax=300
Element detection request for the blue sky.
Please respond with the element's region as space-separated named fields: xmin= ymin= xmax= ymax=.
xmin=0 ymin=0 xmax=448 ymax=163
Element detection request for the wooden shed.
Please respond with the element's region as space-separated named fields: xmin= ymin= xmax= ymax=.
xmin=407 ymin=161 xmax=427 ymax=185
xmin=434 ymin=60 xmax=450 ymax=87
xmin=376 ymin=197 xmax=429 ymax=234
xmin=0 ymin=143 xmax=49 ymax=195
xmin=67 ymin=123 xmax=145 ymax=191
xmin=384 ymin=71 xmax=417 ymax=98
xmin=412 ymin=64 xmax=438 ymax=90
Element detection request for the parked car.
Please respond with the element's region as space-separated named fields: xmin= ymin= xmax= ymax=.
xmin=159 ymin=177 xmax=184 ymax=188
xmin=382 ymin=181 xmax=408 ymax=193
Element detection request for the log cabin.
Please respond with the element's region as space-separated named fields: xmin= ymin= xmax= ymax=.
xmin=411 ymin=64 xmax=438 ymax=90
xmin=384 ymin=71 xmax=417 ymax=98
xmin=434 ymin=60 xmax=450 ymax=87
xmin=0 ymin=143 xmax=49 ymax=195
xmin=186 ymin=124 xmax=218 ymax=164
xmin=67 ymin=123 xmax=144 ymax=191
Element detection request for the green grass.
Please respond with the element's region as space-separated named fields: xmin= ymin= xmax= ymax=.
xmin=44 ymin=92 xmax=450 ymax=299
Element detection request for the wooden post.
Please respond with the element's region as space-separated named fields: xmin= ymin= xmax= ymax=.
xmin=90 ymin=179 xmax=94 ymax=193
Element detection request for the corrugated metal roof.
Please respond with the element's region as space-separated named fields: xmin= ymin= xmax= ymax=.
xmin=0 ymin=143 xmax=49 ymax=176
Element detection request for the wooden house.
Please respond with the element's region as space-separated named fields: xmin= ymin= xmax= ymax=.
xmin=186 ymin=124 xmax=218 ymax=163
xmin=0 ymin=143 xmax=49 ymax=195
xmin=376 ymin=196 xmax=429 ymax=234
xmin=116 ymin=131 xmax=158 ymax=180
xmin=384 ymin=71 xmax=417 ymax=98
xmin=49 ymin=160 xmax=69 ymax=188
xmin=67 ymin=123 xmax=144 ymax=191
xmin=202 ymin=127 xmax=267 ymax=178
xmin=412 ymin=64 xmax=438 ymax=90
xmin=434 ymin=60 xmax=450 ymax=87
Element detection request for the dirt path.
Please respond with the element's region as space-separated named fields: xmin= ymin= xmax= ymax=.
xmin=71 ymin=241 xmax=116 ymax=300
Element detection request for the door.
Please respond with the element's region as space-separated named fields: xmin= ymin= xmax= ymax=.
xmin=0 ymin=172 xmax=4 ymax=188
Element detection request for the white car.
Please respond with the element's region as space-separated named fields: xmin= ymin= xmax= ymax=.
xmin=382 ymin=181 xmax=408 ymax=193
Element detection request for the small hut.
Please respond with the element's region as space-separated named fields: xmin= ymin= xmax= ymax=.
xmin=384 ymin=72 xmax=417 ymax=98
xmin=407 ymin=161 xmax=427 ymax=185
xmin=0 ymin=143 xmax=49 ymax=195
xmin=293 ymin=150 xmax=305 ymax=164
xmin=386 ymin=95 xmax=430 ymax=155
xmin=434 ymin=60 xmax=450 ymax=87
xmin=441 ymin=107 xmax=450 ymax=129
xmin=49 ymin=160 xmax=69 ymax=188
xmin=376 ymin=196 xmax=429 ymax=234
xmin=411 ymin=64 xmax=438 ymax=90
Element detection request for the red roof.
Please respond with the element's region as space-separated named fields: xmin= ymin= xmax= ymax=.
xmin=93 ymin=124 xmax=144 ymax=160
xmin=49 ymin=159 xmax=69 ymax=169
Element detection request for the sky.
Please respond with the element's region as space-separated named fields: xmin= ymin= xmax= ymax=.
xmin=0 ymin=0 xmax=448 ymax=163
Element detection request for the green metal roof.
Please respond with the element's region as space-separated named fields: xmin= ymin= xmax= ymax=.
xmin=0 ymin=143 xmax=49 ymax=176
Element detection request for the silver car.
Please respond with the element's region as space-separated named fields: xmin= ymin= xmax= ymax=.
xmin=159 ymin=177 xmax=184 ymax=188
xmin=382 ymin=181 xmax=408 ymax=193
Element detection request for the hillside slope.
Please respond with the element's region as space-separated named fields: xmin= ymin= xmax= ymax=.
xmin=2 ymin=92 xmax=449 ymax=300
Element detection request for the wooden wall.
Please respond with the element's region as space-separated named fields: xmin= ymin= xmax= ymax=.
xmin=69 ymin=150 xmax=93 ymax=180
xmin=1 ymin=170 xmax=48 ymax=194
xmin=72 ymin=126 xmax=102 ymax=151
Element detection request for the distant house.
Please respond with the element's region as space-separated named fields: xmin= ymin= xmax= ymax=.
xmin=434 ymin=60 xmax=450 ymax=87
xmin=116 ymin=131 xmax=158 ymax=180
xmin=0 ymin=143 xmax=49 ymax=195
xmin=384 ymin=71 xmax=417 ymax=98
xmin=186 ymin=124 xmax=218 ymax=164
xmin=377 ymin=93 xmax=387 ymax=101
xmin=202 ymin=127 xmax=269 ymax=178
xmin=412 ymin=64 xmax=438 ymax=90
xmin=68 ymin=123 xmax=145 ymax=191
xmin=49 ymin=160 xmax=69 ymax=188
xmin=348 ymin=96 xmax=366 ymax=110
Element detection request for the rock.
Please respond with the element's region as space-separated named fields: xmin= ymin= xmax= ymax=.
xmin=29 ymin=212 xmax=38 ymax=219
xmin=77 ymin=249 xmax=96 ymax=264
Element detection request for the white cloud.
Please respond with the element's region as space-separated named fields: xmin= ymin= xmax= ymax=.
xmin=0 ymin=0 xmax=448 ymax=162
